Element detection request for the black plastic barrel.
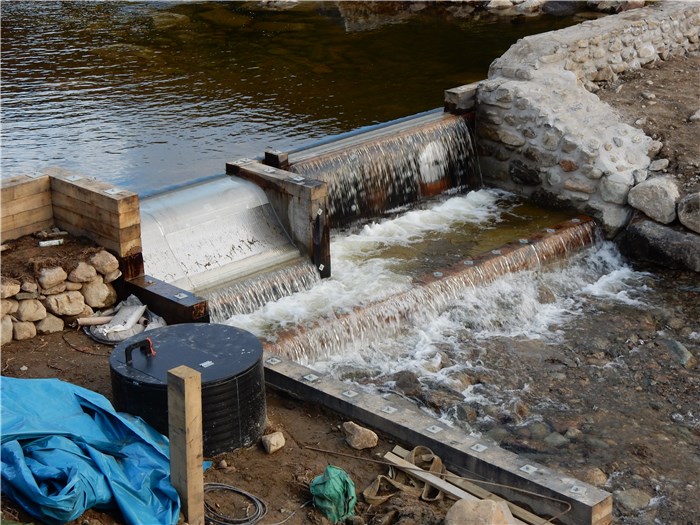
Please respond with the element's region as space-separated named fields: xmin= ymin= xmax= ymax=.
xmin=109 ymin=323 xmax=266 ymax=457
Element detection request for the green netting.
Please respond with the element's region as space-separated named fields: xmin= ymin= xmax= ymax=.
xmin=310 ymin=465 xmax=357 ymax=523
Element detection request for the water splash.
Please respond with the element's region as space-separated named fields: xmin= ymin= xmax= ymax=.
xmin=207 ymin=260 xmax=320 ymax=321
xmin=265 ymin=218 xmax=597 ymax=362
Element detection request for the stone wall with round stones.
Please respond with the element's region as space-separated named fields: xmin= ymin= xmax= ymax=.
xmin=473 ymin=1 xmax=699 ymax=239
xmin=1 ymin=250 xmax=121 ymax=343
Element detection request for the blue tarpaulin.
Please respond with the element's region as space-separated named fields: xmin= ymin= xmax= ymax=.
xmin=1 ymin=377 xmax=180 ymax=525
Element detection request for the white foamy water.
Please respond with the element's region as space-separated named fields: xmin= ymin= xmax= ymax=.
xmin=224 ymin=189 xmax=506 ymax=333
xmin=224 ymin=191 xmax=649 ymax=390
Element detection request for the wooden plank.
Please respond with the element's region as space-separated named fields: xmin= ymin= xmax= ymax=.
xmin=1 ymin=192 xmax=53 ymax=219
xmin=384 ymin=451 xmax=478 ymax=502
xmin=1 ymin=219 xmax=55 ymax=243
xmin=51 ymin=192 xmax=140 ymax=229
xmin=168 ymin=365 xmax=205 ymax=525
xmin=392 ymin=446 xmax=548 ymax=525
xmin=50 ymin=175 xmax=138 ymax=215
xmin=1 ymin=206 xmax=54 ymax=232
xmin=385 ymin=450 xmax=530 ymax=525
xmin=58 ymin=223 xmax=141 ymax=258
xmin=53 ymin=205 xmax=141 ymax=244
xmin=0 ymin=175 xmax=50 ymax=202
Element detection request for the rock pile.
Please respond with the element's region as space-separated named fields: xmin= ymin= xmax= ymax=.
xmin=473 ymin=1 xmax=700 ymax=270
xmin=1 ymin=250 xmax=121 ymax=343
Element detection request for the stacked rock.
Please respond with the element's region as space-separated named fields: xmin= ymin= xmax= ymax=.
xmin=1 ymin=250 xmax=121 ymax=344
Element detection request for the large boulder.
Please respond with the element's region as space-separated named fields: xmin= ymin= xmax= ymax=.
xmin=36 ymin=313 xmax=65 ymax=335
xmin=1 ymin=298 xmax=19 ymax=317
xmin=44 ymin=291 xmax=86 ymax=317
xmin=37 ymin=266 xmax=67 ymax=290
xmin=90 ymin=250 xmax=119 ymax=275
xmin=15 ymin=299 xmax=47 ymax=322
xmin=1 ymin=278 xmax=20 ymax=299
xmin=627 ymin=176 xmax=680 ymax=224
xmin=81 ymin=276 xmax=117 ymax=308
xmin=678 ymin=192 xmax=700 ymax=234
xmin=12 ymin=320 xmax=37 ymax=341
xmin=1 ymin=315 xmax=13 ymax=345
xmin=68 ymin=261 xmax=98 ymax=283
xmin=616 ymin=218 xmax=700 ymax=272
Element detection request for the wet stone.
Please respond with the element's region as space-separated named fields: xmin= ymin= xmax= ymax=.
xmin=614 ymin=488 xmax=652 ymax=513
xmin=544 ymin=432 xmax=570 ymax=448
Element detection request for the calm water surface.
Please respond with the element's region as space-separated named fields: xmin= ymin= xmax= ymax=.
xmin=1 ymin=2 xmax=578 ymax=194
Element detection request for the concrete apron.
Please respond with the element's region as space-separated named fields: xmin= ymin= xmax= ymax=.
xmin=261 ymin=216 xmax=612 ymax=525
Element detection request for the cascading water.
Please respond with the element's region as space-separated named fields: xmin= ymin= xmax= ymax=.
xmin=224 ymin=190 xmax=648 ymax=376
xmin=288 ymin=110 xmax=481 ymax=226
xmin=260 ymin=217 xmax=597 ymax=362
xmin=139 ymin=175 xmax=304 ymax=295
xmin=207 ymin=260 xmax=320 ymax=320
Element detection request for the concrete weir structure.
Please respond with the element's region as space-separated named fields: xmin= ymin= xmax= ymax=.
xmin=5 ymin=3 xmax=700 ymax=524
xmin=0 ymin=172 xmax=614 ymax=524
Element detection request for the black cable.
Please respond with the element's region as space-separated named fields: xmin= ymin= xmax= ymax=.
xmin=203 ymin=482 xmax=268 ymax=525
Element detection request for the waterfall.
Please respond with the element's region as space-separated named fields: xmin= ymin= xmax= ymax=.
xmin=207 ymin=260 xmax=320 ymax=321
xmin=262 ymin=218 xmax=597 ymax=362
xmin=289 ymin=112 xmax=481 ymax=227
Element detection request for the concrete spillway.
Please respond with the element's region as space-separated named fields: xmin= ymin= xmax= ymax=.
xmin=139 ymin=175 xmax=304 ymax=295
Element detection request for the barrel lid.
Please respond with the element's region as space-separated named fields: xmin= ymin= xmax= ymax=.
xmin=109 ymin=323 xmax=262 ymax=386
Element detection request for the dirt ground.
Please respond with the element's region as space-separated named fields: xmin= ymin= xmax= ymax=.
xmin=2 ymin=52 xmax=699 ymax=525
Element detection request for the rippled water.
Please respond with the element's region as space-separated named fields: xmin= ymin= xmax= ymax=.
xmin=224 ymin=189 xmax=644 ymax=373
xmin=1 ymin=1 xmax=578 ymax=194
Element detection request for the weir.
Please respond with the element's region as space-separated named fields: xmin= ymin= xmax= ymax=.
xmin=206 ymin=259 xmax=320 ymax=319
xmin=138 ymin=107 xmax=483 ymax=313
xmin=262 ymin=216 xmax=597 ymax=362
xmin=1 ymin=84 xmax=614 ymax=525
xmin=282 ymin=109 xmax=482 ymax=227
xmin=139 ymin=175 xmax=304 ymax=295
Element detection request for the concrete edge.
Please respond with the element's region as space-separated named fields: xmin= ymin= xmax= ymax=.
xmin=263 ymin=352 xmax=612 ymax=525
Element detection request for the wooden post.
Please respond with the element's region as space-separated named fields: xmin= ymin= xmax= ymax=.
xmin=168 ymin=366 xmax=204 ymax=525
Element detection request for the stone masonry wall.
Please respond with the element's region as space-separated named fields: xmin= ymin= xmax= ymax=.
xmin=1 ymin=250 xmax=121 ymax=343
xmin=475 ymin=1 xmax=699 ymax=238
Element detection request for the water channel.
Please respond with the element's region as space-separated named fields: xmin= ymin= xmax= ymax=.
xmin=2 ymin=0 xmax=651 ymax=427
xmin=4 ymin=5 xmax=699 ymax=521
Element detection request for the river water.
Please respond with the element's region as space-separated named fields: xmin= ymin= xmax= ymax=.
xmin=2 ymin=0 xmax=650 ymax=425
xmin=1 ymin=1 xmax=579 ymax=194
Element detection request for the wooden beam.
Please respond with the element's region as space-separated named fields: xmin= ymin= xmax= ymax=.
xmin=168 ymin=365 xmax=204 ymax=525
xmin=1 ymin=175 xmax=54 ymax=242
xmin=124 ymin=275 xmax=209 ymax=325
xmin=0 ymin=192 xmax=52 ymax=219
xmin=0 ymin=175 xmax=50 ymax=202
xmin=392 ymin=446 xmax=548 ymax=525
xmin=52 ymin=204 xmax=141 ymax=243
xmin=1 ymin=220 xmax=54 ymax=243
xmin=51 ymin=192 xmax=140 ymax=228
xmin=1 ymin=206 xmax=54 ymax=233
xmin=49 ymin=173 xmax=138 ymax=215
